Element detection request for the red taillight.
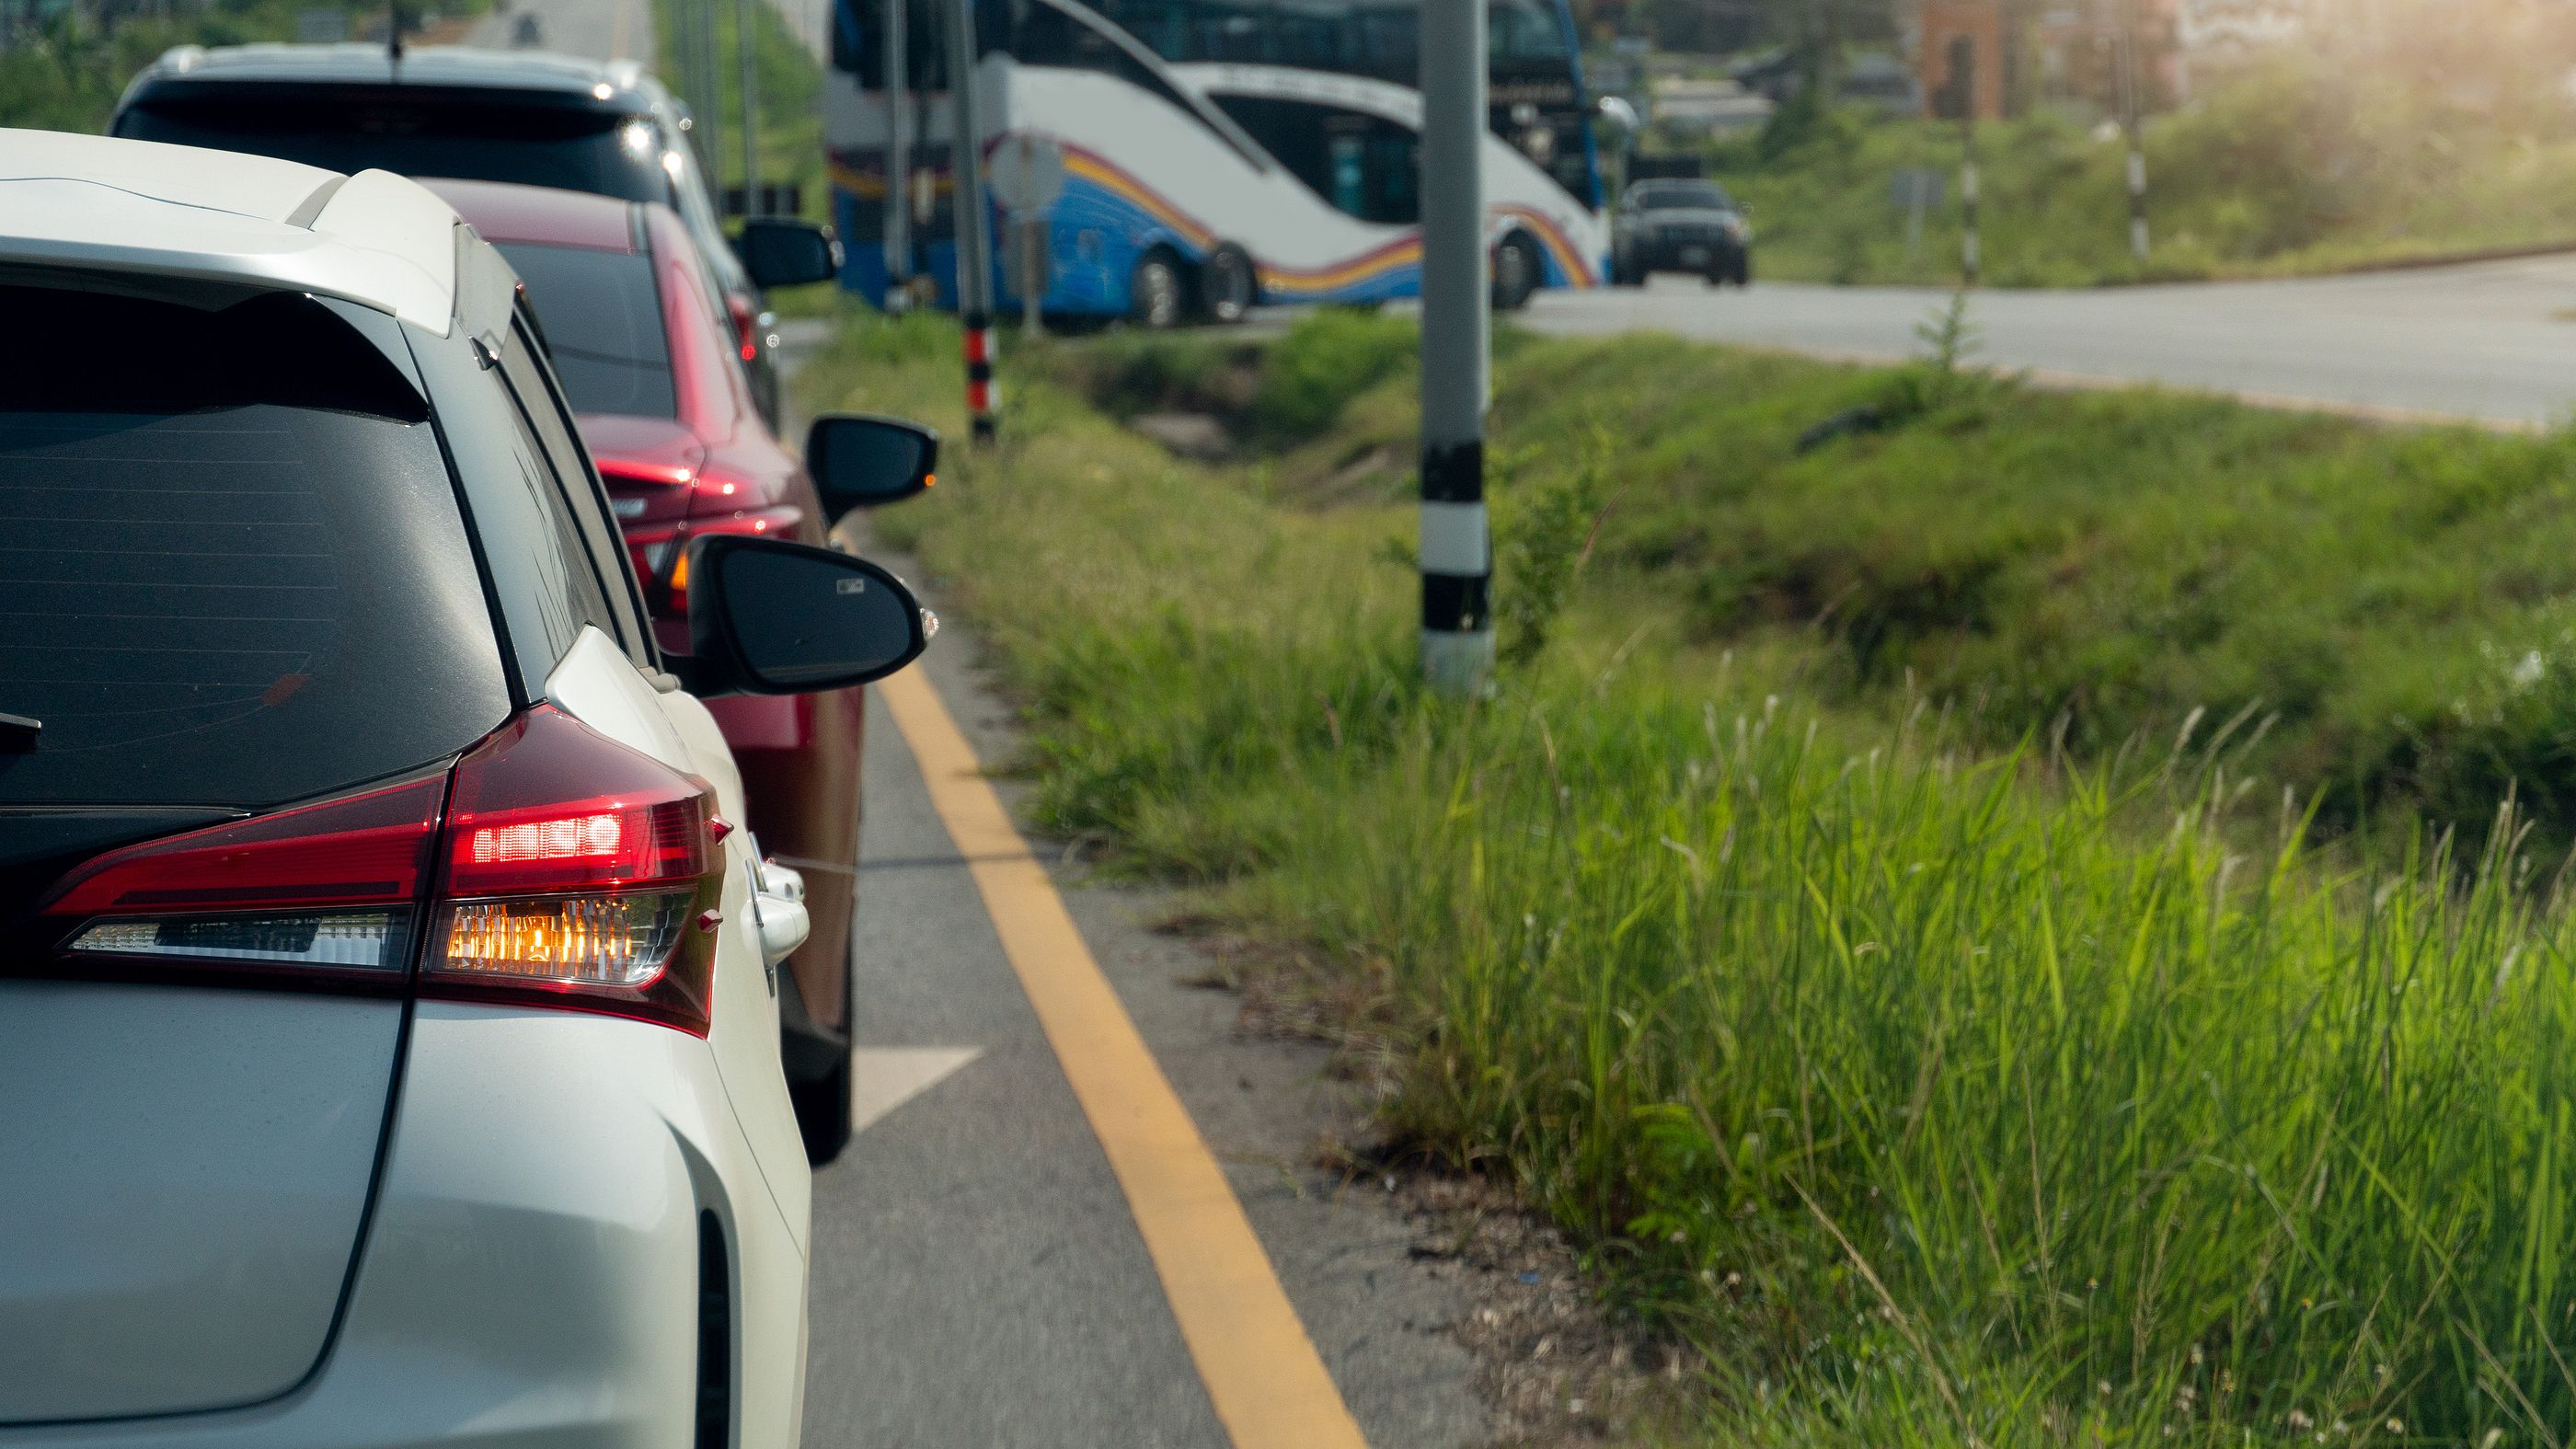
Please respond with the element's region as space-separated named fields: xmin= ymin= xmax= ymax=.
xmin=727 ymin=294 xmax=761 ymax=363
xmin=627 ymin=503 xmax=803 ymax=620
xmin=37 ymin=707 xmax=730 ymax=1035
xmin=40 ymin=775 xmax=446 ymax=980
xmin=421 ymin=707 xmax=723 ymax=1034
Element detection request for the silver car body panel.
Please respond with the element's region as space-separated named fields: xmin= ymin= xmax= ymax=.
xmin=0 ymin=989 xmax=400 ymax=1421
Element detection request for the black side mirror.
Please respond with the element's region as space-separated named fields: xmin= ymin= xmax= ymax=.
xmin=734 ymin=217 xmax=842 ymax=290
xmin=807 ymin=413 xmax=937 ymax=517
xmin=682 ymin=535 xmax=933 ymax=696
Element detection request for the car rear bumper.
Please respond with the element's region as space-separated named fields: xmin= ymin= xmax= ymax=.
xmin=0 ymin=1006 xmax=807 ymax=1449
xmin=1625 ymin=237 xmax=1749 ymax=272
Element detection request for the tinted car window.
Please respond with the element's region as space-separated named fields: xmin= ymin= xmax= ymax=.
xmin=494 ymin=317 xmax=658 ymax=671
xmin=498 ymin=243 xmax=678 ymax=419
xmin=0 ymin=287 xmax=510 ymax=810
xmin=115 ymin=94 xmax=678 ymax=204
xmin=408 ymin=320 xmax=603 ymax=684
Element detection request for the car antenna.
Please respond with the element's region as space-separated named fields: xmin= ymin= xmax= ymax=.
xmin=386 ymin=0 xmax=404 ymax=67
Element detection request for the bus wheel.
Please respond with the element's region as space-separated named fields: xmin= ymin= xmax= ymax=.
xmin=1198 ymin=245 xmax=1257 ymax=324
xmin=1130 ymin=250 xmax=1186 ymax=329
xmin=1490 ymin=234 xmax=1541 ymax=311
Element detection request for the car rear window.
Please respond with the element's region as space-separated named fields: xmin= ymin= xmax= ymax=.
xmin=498 ymin=243 xmax=679 ymax=419
xmin=0 ymin=287 xmax=512 ymax=810
xmin=115 ymin=93 xmax=676 ymax=204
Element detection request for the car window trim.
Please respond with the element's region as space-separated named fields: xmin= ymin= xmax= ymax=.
xmin=493 ymin=316 xmax=660 ymax=673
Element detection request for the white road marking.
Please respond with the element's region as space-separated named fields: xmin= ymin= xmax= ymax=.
xmin=851 ymin=1046 xmax=982 ymax=1135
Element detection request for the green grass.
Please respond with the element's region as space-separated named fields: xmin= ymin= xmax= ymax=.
xmin=807 ymin=311 xmax=2576 ymax=1445
xmin=1713 ymin=50 xmax=2576 ymax=287
xmin=1049 ymin=310 xmax=2576 ymax=858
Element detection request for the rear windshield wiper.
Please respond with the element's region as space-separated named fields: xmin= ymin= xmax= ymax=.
xmin=0 ymin=712 xmax=39 ymax=752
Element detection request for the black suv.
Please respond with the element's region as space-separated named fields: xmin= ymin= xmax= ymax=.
xmin=109 ymin=44 xmax=829 ymax=425
xmin=1609 ymin=178 xmax=1753 ymax=288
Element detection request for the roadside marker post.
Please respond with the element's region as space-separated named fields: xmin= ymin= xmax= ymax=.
xmin=1418 ymin=0 xmax=1494 ymax=697
xmin=1960 ymin=115 xmax=1980 ymax=285
xmin=2116 ymin=22 xmax=2149 ymax=265
xmin=883 ymin=0 xmax=914 ymax=306
xmin=941 ymin=0 xmax=998 ymax=444
xmin=989 ymin=133 xmax=1065 ymax=337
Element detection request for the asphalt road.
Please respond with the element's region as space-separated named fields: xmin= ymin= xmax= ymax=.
xmin=1520 ymin=258 xmax=2576 ymax=428
xmin=809 ymin=603 xmax=1486 ymax=1447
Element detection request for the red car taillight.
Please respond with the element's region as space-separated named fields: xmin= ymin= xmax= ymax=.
xmin=44 ymin=774 xmax=447 ymax=982
xmin=626 ymin=503 xmax=803 ymax=620
xmin=36 ymin=707 xmax=730 ymax=1035
xmin=727 ymin=293 xmax=761 ymax=363
xmin=421 ymin=707 xmax=724 ymax=1034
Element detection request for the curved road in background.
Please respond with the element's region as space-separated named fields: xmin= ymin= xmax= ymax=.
xmin=1520 ymin=257 xmax=2576 ymax=429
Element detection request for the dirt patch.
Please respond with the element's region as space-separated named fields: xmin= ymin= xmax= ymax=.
xmin=1130 ymin=411 xmax=1235 ymax=461
xmin=1167 ymin=919 xmax=1696 ymax=1447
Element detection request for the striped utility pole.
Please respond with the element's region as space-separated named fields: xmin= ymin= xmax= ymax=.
xmin=2116 ymin=21 xmax=2148 ymax=264
xmin=1960 ymin=114 xmax=1980 ymax=284
xmin=940 ymin=0 xmax=996 ymax=443
xmin=883 ymin=0 xmax=913 ymax=305
xmin=1418 ymin=0 xmax=1492 ymax=696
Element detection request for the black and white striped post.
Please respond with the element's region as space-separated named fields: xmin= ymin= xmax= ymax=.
xmin=941 ymin=0 xmax=998 ymax=443
xmin=1418 ymin=0 xmax=1492 ymax=696
xmin=2116 ymin=25 xmax=2149 ymax=265
xmin=882 ymin=0 xmax=912 ymax=306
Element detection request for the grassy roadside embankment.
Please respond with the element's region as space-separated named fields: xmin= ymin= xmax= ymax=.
xmin=1710 ymin=43 xmax=2576 ymax=287
xmin=805 ymin=305 xmax=2576 ymax=1445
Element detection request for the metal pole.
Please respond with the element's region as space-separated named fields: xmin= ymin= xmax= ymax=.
xmin=1018 ymin=133 xmax=1042 ymax=337
xmin=695 ymin=0 xmax=722 ymax=198
xmin=1418 ymin=0 xmax=1491 ymax=696
xmin=941 ymin=0 xmax=996 ymax=443
xmin=737 ymin=0 xmax=762 ymax=216
xmin=884 ymin=0 xmax=914 ymax=305
xmin=2119 ymin=25 xmax=2148 ymax=265
xmin=1960 ymin=111 xmax=1979 ymax=286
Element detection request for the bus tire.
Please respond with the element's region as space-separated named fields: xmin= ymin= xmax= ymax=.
xmin=1490 ymin=233 xmax=1541 ymax=311
xmin=1198 ymin=244 xmax=1257 ymax=324
xmin=1130 ymin=249 xmax=1187 ymax=329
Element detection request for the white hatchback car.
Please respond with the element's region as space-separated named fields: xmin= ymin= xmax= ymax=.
xmin=0 ymin=131 xmax=932 ymax=1447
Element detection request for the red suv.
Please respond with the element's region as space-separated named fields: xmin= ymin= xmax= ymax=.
xmin=429 ymin=178 xmax=932 ymax=1162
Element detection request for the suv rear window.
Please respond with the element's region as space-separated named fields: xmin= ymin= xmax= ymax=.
xmin=115 ymin=93 xmax=677 ymax=204
xmin=497 ymin=243 xmax=679 ymax=418
xmin=0 ymin=287 xmax=511 ymax=810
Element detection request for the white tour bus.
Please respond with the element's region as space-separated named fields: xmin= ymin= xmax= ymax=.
xmin=825 ymin=0 xmax=1608 ymax=323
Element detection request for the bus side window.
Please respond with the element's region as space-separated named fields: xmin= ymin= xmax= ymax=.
xmin=1211 ymin=95 xmax=1418 ymax=225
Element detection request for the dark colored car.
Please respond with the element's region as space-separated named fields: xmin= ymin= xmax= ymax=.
xmin=108 ymin=43 xmax=816 ymax=426
xmin=430 ymin=178 xmax=924 ymax=1163
xmin=1609 ymin=178 xmax=1753 ymax=287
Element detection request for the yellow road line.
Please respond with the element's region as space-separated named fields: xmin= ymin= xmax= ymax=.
xmin=877 ymin=667 xmax=1370 ymax=1449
